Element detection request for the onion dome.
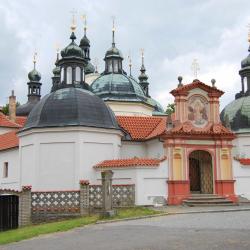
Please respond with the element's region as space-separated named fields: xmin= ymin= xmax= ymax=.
xmin=53 ymin=65 xmax=60 ymax=76
xmin=221 ymin=37 xmax=250 ymax=132
xmin=61 ymin=32 xmax=83 ymax=58
xmin=221 ymin=96 xmax=250 ymax=132
xmin=241 ymin=46 xmax=250 ymax=68
xmin=80 ymin=35 xmax=90 ymax=48
xmin=28 ymin=68 xmax=41 ymax=82
xmin=105 ymin=46 xmax=123 ymax=59
xmin=23 ymin=87 xmax=119 ymax=130
xmin=17 ymin=54 xmax=42 ymax=116
xmin=85 ymin=61 xmax=95 ymax=74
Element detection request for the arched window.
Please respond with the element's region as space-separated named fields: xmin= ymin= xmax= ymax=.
xmin=108 ymin=60 xmax=112 ymax=72
xmin=82 ymin=69 xmax=85 ymax=82
xmin=75 ymin=67 xmax=81 ymax=83
xmin=67 ymin=67 xmax=72 ymax=84
xmin=60 ymin=68 xmax=64 ymax=83
xmin=113 ymin=60 xmax=118 ymax=72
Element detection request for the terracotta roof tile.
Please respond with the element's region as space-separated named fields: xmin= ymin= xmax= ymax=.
xmin=94 ymin=158 xmax=161 ymax=169
xmin=116 ymin=116 xmax=166 ymax=141
xmin=14 ymin=116 xmax=27 ymax=127
xmin=0 ymin=130 xmax=19 ymax=151
xmin=170 ymin=80 xmax=224 ymax=97
xmin=0 ymin=113 xmax=21 ymax=128
xmin=235 ymin=158 xmax=250 ymax=165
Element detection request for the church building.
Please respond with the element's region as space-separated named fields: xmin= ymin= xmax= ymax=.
xmin=0 ymin=17 xmax=250 ymax=207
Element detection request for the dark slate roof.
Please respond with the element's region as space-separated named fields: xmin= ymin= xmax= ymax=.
xmin=16 ymin=100 xmax=40 ymax=116
xmin=91 ymin=73 xmax=149 ymax=103
xmin=23 ymin=87 xmax=119 ymax=130
xmin=221 ymin=95 xmax=250 ymax=132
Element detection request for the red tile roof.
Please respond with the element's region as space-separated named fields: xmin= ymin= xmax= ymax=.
xmin=14 ymin=116 xmax=27 ymax=127
xmin=170 ymin=80 xmax=224 ymax=97
xmin=237 ymin=158 xmax=250 ymax=165
xmin=0 ymin=113 xmax=21 ymax=128
xmin=94 ymin=158 xmax=161 ymax=169
xmin=0 ymin=130 xmax=19 ymax=151
xmin=116 ymin=116 xmax=166 ymax=141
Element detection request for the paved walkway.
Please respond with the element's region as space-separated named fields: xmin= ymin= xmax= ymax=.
xmin=3 ymin=210 xmax=250 ymax=250
xmin=152 ymin=203 xmax=250 ymax=214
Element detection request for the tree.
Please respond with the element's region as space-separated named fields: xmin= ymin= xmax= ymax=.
xmin=2 ymin=102 xmax=20 ymax=115
xmin=165 ymin=103 xmax=175 ymax=115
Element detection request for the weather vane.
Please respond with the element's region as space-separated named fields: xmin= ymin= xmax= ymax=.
xmin=70 ymin=9 xmax=77 ymax=31
xmin=191 ymin=59 xmax=200 ymax=78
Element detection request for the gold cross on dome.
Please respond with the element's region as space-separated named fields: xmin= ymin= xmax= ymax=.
xmin=33 ymin=52 xmax=37 ymax=69
xmin=81 ymin=14 xmax=87 ymax=31
xmin=70 ymin=9 xmax=77 ymax=31
xmin=191 ymin=59 xmax=200 ymax=78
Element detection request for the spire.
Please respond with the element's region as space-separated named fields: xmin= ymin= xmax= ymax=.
xmin=33 ymin=52 xmax=37 ymax=69
xmin=112 ymin=16 xmax=115 ymax=47
xmin=70 ymin=10 xmax=77 ymax=42
xmin=138 ymin=49 xmax=149 ymax=97
xmin=82 ymin=14 xmax=87 ymax=36
xmin=128 ymin=53 xmax=132 ymax=76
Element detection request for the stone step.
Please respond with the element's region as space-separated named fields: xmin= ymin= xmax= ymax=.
xmin=183 ymin=203 xmax=237 ymax=207
xmin=183 ymin=194 xmax=236 ymax=207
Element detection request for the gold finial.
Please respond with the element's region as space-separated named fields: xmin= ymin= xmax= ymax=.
xmin=191 ymin=59 xmax=200 ymax=78
xmin=247 ymin=23 xmax=250 ymax=43
xmin=70 ymin=10 xmax=77 ymax=31
xmin=128 ymin=51 xmax=132 ymax=76
xmin=33 ymin=52 xmax=37 ymax=69
xmin=111 ymin=16 xmax=116 ymax=46
xmin=81 ymin=14 xmax=87 ymax=34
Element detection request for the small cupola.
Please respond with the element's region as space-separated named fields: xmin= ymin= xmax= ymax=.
xmin=138 ymin=49 xmax=150 ymax=97
xmin=104 ymin=19 xmax=123 ymax=74
xmin=56 ymin=15 xmax=89 ymax=91
xmin=238 ymin=29 xmax=250 ymax=98
xmin=27 ymin=53 xmax=42 ymax=101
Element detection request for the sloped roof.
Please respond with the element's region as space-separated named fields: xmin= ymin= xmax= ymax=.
xmin=94 ymin=158 xmax=161 ymax=169
xmin=0 ymin=113 xmax=21 ymax=128
xmin=116 ymin=116 xmax=166 ymax=141
xmin=0 ymin=130 xmax=19 ymax=151
xmin=12 ymin=116 xmax=27 ymax=127
xmin=170 ymin=79 xmax=224 ymax=97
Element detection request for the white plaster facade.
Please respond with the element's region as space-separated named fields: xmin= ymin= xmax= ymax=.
xmin=106 ymin=101 xmax=154 ymax=116
xmin=232 ymin=133 xmax=250 ymax=199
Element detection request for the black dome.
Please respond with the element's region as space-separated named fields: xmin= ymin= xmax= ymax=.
xmin=16 ymin=100 xmax=39 ymax=116
xmin=23 ymin=88 xmax=119 ymax=130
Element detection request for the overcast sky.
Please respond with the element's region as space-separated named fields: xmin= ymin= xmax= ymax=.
xmin=0 ymin=0 xmax=250 ymax=109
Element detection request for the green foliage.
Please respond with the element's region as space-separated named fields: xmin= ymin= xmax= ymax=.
xmin=1 ymin=102 xmax=20 ymax=115
xmin=0 ymin=207 xmax=162 ymax=245
xmin=165 ymin=103 xmax=175 ymax=115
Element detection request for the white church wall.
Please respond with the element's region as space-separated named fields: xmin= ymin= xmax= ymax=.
xmin=94 ymin=160 xmax=168 ymax=206
xmin=121 ymin=142 xmax=147 ymax=158
xmin=19 ymin=127 xmax=122 ymax=191
xmin=233 ymin=134 xmax=250 ymax=158
xmin=106 ymin=101 xmax=154 ymax=117
xmin=146 ymin=139 xmax=164 ymax=158
xmin=233 ymin=159 xmax=250 ymax=199
xmin=0 ymin=148 xmax=19 ymax=190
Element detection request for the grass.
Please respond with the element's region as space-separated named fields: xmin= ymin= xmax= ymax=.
xmin=0 ymin=207 xmax=162 ymax=245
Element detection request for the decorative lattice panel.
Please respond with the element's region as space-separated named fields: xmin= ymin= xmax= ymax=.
xmin=89 ymin=185 xmax=103 ymax=208
xmin=31 ymin=191 xmax=80 ymax=213
xmin=112 ymin=185 xmax=135 ymax=207
xmin=89 ymin=185 xmax=135 ymax=208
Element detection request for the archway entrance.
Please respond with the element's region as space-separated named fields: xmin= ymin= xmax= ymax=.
xmin=189 ymin=150 xmax=213 ymax=194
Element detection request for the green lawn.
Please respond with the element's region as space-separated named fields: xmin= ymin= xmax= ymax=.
xmin=0 ymin=207 xmax=162 ymax=245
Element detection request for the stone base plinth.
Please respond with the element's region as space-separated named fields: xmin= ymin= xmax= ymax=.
xmin=215 ymin=180 xmax=238 ymax=203
xmin=167 ymin=180 xmax=190 ymax=205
